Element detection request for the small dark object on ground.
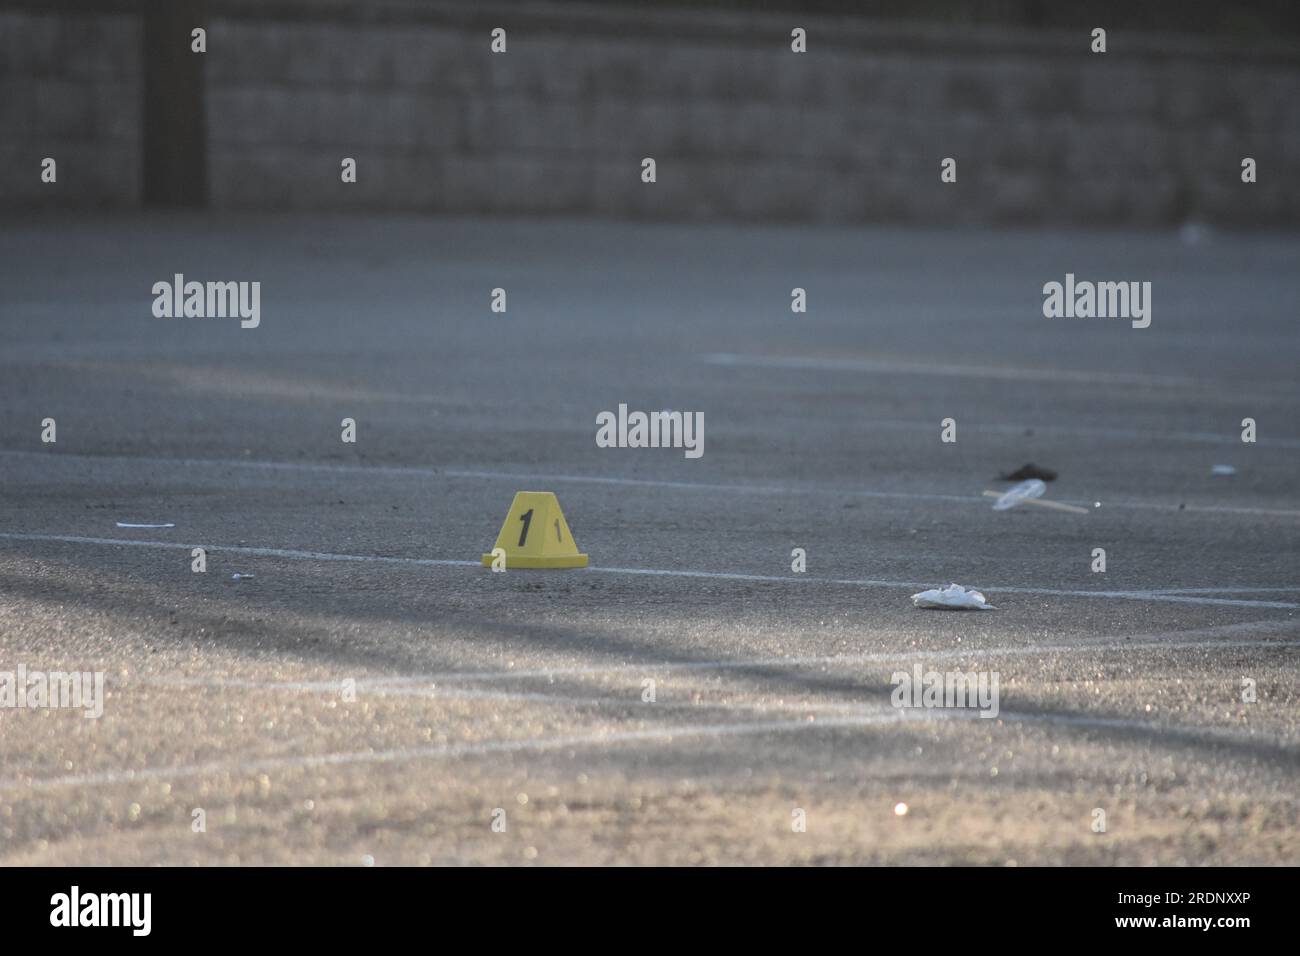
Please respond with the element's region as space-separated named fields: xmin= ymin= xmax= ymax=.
xmin=1000 ymin=463 xmax=1057 ymax=482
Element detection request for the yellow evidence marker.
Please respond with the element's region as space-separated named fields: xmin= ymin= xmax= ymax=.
xmin=481 ymin=491 xmax=589 ymax=569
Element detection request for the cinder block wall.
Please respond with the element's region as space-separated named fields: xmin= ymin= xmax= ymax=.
xmin=6 ymin=1 xmax=1299 ymax=224
xmin=0 ymin=8 xmax=142 ymax=208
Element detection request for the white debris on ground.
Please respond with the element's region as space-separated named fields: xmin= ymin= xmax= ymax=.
xmin=992 ymin=479 xmax=1046 ymax=510
xmin=115 ymin=521 xmax=175 ymax=528
xmin=1211 ymin=464 xmax=1237 ymax=476
xmin=911 ymin=584 xmax=997 ymax=610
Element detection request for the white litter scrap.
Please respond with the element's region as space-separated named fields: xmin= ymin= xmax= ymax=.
xmin=992 ymin=479 xmax=1046 ymax=510
xmin=911 ymin=584 xmax=996 ymax=610
xmin=983 ymin=481 xmax=1091 ymax=514
xmin=1211 ymin=464 xmax=1237 ymax=476
xmin=231 ymin=573 xmax=256 ymax=580
xmin=115 ymin=522 xmax=175 ymax=529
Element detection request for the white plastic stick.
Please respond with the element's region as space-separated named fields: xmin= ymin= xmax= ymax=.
xmin=982 ymin=490 xmax=1090 ymax=514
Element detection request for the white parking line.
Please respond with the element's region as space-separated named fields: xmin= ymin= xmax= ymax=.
xmin=147 ymin=619 xmax=1300 ymax=688
xmin=1145 ymin=587 xmax=1300 ymax=595
xmin=812 ymin=417 xmax=1300 ymax=450
xmin=3 ymin=703 xmax=1289 ymax=794
xmin=144 ymin=628 xmax=1300 ymax=695
xmin=0 ymin=532 xmax=477 ymax=568
xmin=0 ymin=713 xmax=905 ymax=792
xmin=597 ymin=564 xmax=1300 ymax=607
xmin=0 ymin=449 xmax=983 ymax=504
xmin=1 ymin=531 xmax=1297 ymax=608
xmin=702 ymin=352 xmax=1300 ymax=423
xmin=703 ymin=351 xmax=1204 ymax=388
xmin=5 ymin=449 xmax=1299 ymax=518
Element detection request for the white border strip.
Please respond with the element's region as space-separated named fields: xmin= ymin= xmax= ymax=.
xmin=4 ymin=705 xmax=1292 ymax=794
xmin=702 ymin=352 xmax=1300 ymax=417
xmin=144 ymin=623 xmax=1300 ymax=691
xmin=5 ymin=450 xmax=1299 ymax=518
xmin=1 ymin=531 xmax=1297 ymax=608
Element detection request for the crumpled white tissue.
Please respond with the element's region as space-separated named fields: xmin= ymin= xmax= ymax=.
xmin=911 ymin=583 xmax=996 ymax=610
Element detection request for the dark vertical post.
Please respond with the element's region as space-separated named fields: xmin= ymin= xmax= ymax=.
xmin=142 ymin=0 xmax=207 ymax=207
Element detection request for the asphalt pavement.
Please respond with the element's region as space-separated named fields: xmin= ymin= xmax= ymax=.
xmin=0 ymin=213 xmax=1296 ymax=864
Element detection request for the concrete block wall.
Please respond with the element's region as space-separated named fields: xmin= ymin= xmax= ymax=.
xmin=202 ymin=3 xmax=1300 ymax=225
xmin=0 ymin=8 xmax=142 ymax=208
xmin=5 ymin=1 xmax=1299 ymax=225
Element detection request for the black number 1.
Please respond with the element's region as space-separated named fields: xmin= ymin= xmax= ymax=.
xmin=518 ymin=508 xmax=533 ymax=547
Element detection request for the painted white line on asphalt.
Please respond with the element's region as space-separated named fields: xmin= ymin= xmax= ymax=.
xmin=703 ymin=351 xmax=1202 ymax=388
xmin=149 ymin=634 xmax=1300 ymax=700
xmin=0 ymin=713 xmax=906 ymax=792
xmin=2 ymin=532 xmax=1296 ymax=609
xmin=597 ymin=564 xmax=1300 ymax=607
xmin=702 ymin=353 xmax=1300 ymax=420
xmin=143 ymin=621 xmax=1300 ymax=692
xmin=1144 ymin=587 xmax=1300 ymax=595
xmin=0 ymin=532 xmax=478 ymax=568
xmin=336 ymin=686 xmax=901 ymax=716
xmin=0 ymin=450 xmax=980 ymax=503
xmin=4 ymin=703 xmax=1291 ymax=794
xmin=1005 ymin=710 xmax=1296 ymax=745
xmin=5 ymin=450 xmax=1299 ymax=518
xmin=816 ymin=417 xmax=1300 ymax=450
